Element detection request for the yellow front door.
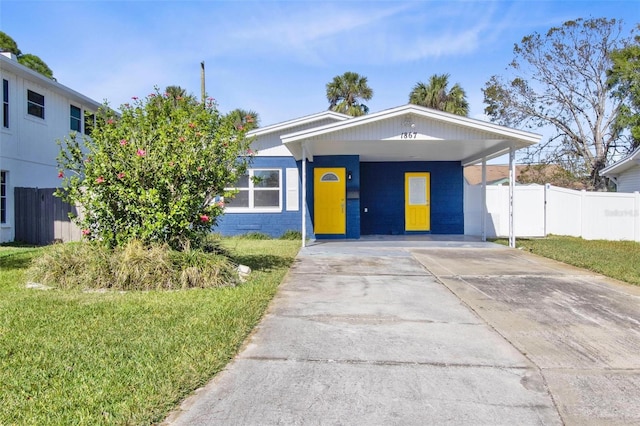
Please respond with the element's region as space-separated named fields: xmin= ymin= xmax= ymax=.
xmin=314 ymin=168 xmax=346 ymax=234
xmin=405 ymin=172 xmax=430 ymax=231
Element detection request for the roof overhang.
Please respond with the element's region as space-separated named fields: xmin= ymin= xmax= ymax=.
xmin=0 ymin=53 xmax=103 ymax=110
xmin=601 ymin=147 xmax=640 ymax=177
xmin=280 ymin=105 xmax=541 ymax=166
xmin=247 ymin=110 xmax=350 ymax=138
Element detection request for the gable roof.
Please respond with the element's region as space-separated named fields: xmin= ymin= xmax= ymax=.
xmin=247 ymin=110 xmax=350 ymax=138
xmin=280 ymin=104 xmax=541 ymax=165
xmin=600 ymin=147 xmax=640 ymax=177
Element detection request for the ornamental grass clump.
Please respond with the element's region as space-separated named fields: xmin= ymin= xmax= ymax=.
xmin=26 ymin=241 xmax=239 ymax=291
xmin=26 ymin=242 xmax=112 ymax=289
xmin=113 ymin=240 xmax=175 ymax=290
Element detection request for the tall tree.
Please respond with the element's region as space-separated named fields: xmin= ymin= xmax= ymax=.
xmin=163 ymin=85 xmax=192 ymax=107
xmin=483 ymin=18 xmax=635 ymax=190
xmin=326 ymin=71 xmax=373 ymax=117
xmin=0 ymin=31 xmax=21 ymax=55
xmin=227 ymin=108 xmax=259 ymax=131
xmin=409 ymin=73 xmax=469 ymax=116
xmin=18 ymin=54 xmax=54 ymax=79
xmin=608 ymin=29 xmax=640 ymax=150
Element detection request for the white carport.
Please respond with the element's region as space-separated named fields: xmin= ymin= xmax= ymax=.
xmin=279 ymin=105 xmax=541 ymax=247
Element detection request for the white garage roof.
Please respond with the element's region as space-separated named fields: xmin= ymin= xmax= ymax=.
xmin=280 ymin=104 xmax=541 ymax=166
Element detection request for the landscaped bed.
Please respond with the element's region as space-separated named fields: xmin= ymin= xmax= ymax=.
xmin=495 ymin=235 xmax=640 ymax=286
xmin=0 ymin=239 xmax=299 ymax=425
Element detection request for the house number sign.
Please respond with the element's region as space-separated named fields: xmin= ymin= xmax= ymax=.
xmin=400 ymin=132 xmax=418 ymax=139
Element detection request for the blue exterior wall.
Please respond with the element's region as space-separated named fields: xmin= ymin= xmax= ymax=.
xmin=306 ymin=155 xmax=360 ymax=239
xmin=360 ymin=161 xmax=464 ymax=235
xmin=217 ymin=156 xmax=463 ymax=238
xmin=215 ymin=156 xmax=309 ymax=238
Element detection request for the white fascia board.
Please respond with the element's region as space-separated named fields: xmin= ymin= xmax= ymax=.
xmin=247 ymin=111 xmax=350 ymax=138
xmin=461 ymin=142 xmax=514 ymax=166
xmin=0 ymin=55 xmax=103 ymax=111
xmin=281 ymin=104 xmax=541 ymax=145
xmin=601 ymin=147 xmax=640 ymax=176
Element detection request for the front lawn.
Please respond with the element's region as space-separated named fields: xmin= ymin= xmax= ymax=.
xmin=495 ymin=235 xmax=640 ymax=285
xmin=0 ymin=240 xmax=299 ymax=424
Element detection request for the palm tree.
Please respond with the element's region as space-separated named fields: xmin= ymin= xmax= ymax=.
xmin=409 ymin=73 xmax=469 ymax=116
xmin=227 ymin=108 xmax=260 ymax=131
xmin=326 ymin=71 xmax=373 ymax=117
xmin=164 ymin=85 xmax=189 ymax=107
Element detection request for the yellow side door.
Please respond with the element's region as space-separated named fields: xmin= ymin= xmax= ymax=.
xmin=314 ymin=168 xmax=346 ymax=234
xmin=405 ymin=172 xmax=430 ymax=231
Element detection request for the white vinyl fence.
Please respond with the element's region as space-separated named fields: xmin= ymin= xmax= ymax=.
xmin=464 ymin=184 xmax=640 ymax=242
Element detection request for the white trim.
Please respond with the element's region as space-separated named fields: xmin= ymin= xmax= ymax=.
xmin=286 ymin=168 xmax=299 ymax=211
xmin=509 ymin=147 xmax=515 ymax=248
xmin=481 ymin=157 xmax=487 ymax=242
xmin=247 ymin=111 xmax=350 ymax=138
xmin=301 ymin=144 xmax=307 ymax=248
xmin=601 ymin=147 xmax=640 ymax=177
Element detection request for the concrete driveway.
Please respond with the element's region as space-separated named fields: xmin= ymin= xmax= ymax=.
xmin=166 ymin=237 xmax=640 ymax=425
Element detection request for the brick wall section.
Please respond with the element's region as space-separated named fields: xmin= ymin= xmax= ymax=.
xmin=360 ymin=161 xmax=464 ymax=235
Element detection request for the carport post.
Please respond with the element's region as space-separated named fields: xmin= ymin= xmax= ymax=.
xmin=481 ymin=157 xmax=487 ymax=242
xmin=509 ymin=147 xmax=515 ymax=248
xmin=301 ymin=143 xmax=307 ymax=248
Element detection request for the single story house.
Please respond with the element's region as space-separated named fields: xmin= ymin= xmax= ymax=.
xmin=215 ymin=104 xmax=541 ymax=240
xmin=601 ymin=147 xmax=640 ymax=193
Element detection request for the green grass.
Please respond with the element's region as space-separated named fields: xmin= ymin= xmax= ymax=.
xmin=0 ymin=240 xmax=299 ymax=425
xmin=494 ymin=235 xmax=640 ymax=285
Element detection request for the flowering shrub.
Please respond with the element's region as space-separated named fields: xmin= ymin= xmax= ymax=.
xmin=56 ymin=88 xmax=253 ymax=249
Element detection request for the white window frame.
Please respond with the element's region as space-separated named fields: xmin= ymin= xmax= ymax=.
xmin=224 ymin=168 xmax=282 ymax=213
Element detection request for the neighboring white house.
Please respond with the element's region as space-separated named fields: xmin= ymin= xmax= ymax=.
xmin=601 ymin=147 xmax=640 ymax=193
xmin=0 ymin=52 xmax=102 ymax=243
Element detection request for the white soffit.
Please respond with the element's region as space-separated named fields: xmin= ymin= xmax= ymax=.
xmin=601 ymin=147 xmax=640 ymax=176
xmin=281 ymin=105 xmax=541 ymax=164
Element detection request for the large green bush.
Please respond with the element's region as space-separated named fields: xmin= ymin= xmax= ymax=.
xmin=56 ymin=89 xmax=253 ymax=249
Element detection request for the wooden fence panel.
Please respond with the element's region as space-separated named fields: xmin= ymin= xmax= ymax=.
xmin=14 ymin=187 xmax=80 ymax=245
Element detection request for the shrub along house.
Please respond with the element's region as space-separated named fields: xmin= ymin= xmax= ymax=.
xmin=215 ymin=104 xmax=541 ymax=244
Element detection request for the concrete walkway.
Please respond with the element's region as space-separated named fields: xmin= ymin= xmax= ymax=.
xmin=165 ymin=238 xmax=640 ymax=425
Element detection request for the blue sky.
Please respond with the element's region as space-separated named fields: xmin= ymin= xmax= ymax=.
xmin=2 ymin=0 xmax=639 ymax=127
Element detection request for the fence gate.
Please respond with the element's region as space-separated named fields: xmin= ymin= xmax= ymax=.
xmin=14 ymin=187 xmax=81 ymax=245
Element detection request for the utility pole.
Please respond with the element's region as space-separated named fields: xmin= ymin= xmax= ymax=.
xmin=200 ymin=61 xmax=205 ymax=103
